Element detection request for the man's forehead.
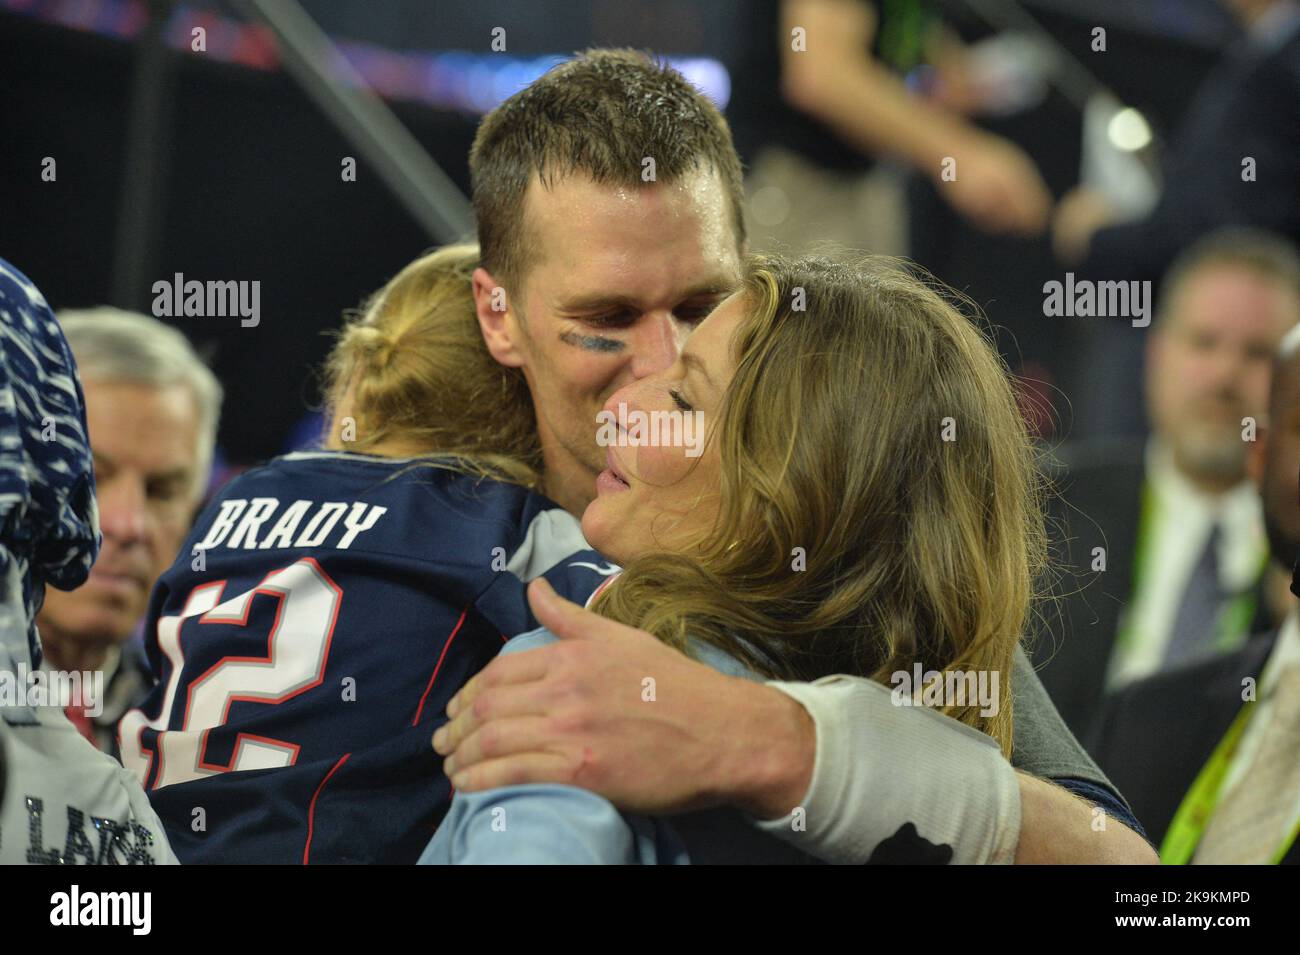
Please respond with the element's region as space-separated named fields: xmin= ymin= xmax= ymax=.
xmin=1179 ymin=266 xmax=1294 ymax=315
xmin=520 ymin=169 xmax=741 ymax=294
xmin=1174 ymin=271 xmax=1297 ymax=336
xmin=540 ymin=255 xmax=738 ymax=310
xmin=524 ymin=164 xmax=730 ymax=218
xmin=84 ymin=377 xmax=197 ymax=411
xmin=84 ymin=380 xmax=201 ymax=449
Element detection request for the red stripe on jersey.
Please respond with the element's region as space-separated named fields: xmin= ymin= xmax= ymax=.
xmin=411 ymin=605 xmax=469 ymax=726
xmin=303 ymin=752 xmax=351 ymax=865
xmin=585 ymin=572 xmax=621 ymax=608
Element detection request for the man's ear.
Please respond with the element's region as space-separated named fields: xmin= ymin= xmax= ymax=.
xmin=473 ymin=267 xmax=526 ymax=369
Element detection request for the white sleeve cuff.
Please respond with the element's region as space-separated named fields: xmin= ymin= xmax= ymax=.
xmin=751 ymin=676 xmax=1020 ymax=865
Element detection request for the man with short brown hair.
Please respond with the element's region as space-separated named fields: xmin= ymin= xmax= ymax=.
xmin=470 ymin=49 xmax=745 ymax=518
xmin=446 ymin=49 xmax=1155 ymax=863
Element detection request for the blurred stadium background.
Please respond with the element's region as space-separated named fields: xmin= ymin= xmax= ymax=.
xmin=0 ymin=0 xmax=1244 ymax=480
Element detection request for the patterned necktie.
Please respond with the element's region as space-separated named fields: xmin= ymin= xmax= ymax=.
xmin=1164 ymin=522 xmax=1226 ymax=669
xmin=1193 ymin=663 xmax=1300 ymax=864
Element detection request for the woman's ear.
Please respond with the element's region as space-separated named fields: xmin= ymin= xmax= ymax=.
xmin=473 ymin=267 xmax=526 ymax=369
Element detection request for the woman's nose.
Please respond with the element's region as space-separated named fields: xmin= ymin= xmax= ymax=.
xmin=603 ymin=379 xmax=644 ymax=421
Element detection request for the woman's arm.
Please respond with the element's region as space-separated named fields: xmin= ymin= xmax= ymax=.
xmin=420 ymin=782 xmax=650 ymax=864
xmin=423 ymin=628 xmax=684 ymax=865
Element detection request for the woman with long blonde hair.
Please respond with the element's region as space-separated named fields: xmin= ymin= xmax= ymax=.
xmin=423 ymin=251 xmax=1047 ymax=862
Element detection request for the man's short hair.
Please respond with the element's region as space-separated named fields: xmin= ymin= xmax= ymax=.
xmin=469 ymin=48 xmax=747 ymax=293
xmin=57 ymin=308 xmax=223 ymax=501
xmin=1158 ymin=227 xmax=1300 ymax=327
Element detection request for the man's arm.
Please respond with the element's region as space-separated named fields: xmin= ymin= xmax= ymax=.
xmin=436 ymin=579 xmax=1156 ymax=864
xmin=1015 ymin=774 xmax=1156 ymax=864
xmin=779 ymin=0 xmax=1052 ymax=235
xmin=749 ymin=674 xmax=1154 ymax=864
xmin=1006 ymin=644 xmax=1151 ymax=842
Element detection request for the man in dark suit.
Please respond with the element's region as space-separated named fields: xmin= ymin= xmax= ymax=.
xmin=1053 ymin=0 xmax=1300 ymax=283
xmin=1033 ymin=230 xmax=1300 ymax=739
xmin=1087 ymin=325 xmax=1300 ymax=863
xmin=1052 ymin=0 xmax=1300 ymax=439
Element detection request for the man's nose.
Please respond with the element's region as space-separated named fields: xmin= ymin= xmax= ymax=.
xmin=99 ymin=477 xmax=148 ymax=546
xmin=1203 ymin=345 xmax=1248 ymax=395
xmin=628 ymin=313 xmax=681 ymax=379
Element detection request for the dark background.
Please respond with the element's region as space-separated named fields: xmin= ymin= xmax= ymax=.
xmin=0 ymin=0 xmax=1235 ymax=467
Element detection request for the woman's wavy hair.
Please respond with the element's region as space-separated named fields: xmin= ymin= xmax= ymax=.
xmin=593 ymin=252 xmax=1047 ymax=753
xmin=322 ymin=243 xmax=542 ymax=488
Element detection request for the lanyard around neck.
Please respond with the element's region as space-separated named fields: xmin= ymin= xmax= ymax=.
xmin=1160 ymin=696 xmax=1300 ymax=864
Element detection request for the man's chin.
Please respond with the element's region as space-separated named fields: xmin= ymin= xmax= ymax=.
xmin=40 ymin=594 xmax=142 ymax=649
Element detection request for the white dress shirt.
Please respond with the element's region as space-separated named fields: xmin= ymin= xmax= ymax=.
xmin=1107 ymin=439 xmax=1266 ymax=688
xmin=1222 ymin=608 xmax=1300 ymax=796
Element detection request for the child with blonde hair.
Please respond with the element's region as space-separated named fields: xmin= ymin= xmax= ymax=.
xmin=120 ymin=244 xmax=611 ymax=864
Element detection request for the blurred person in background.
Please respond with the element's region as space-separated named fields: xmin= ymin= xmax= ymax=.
xmin=1035 ymin=228 xmax=1300 ymax=739
xmin=728 ymin=0 xmax=1053 ymax=256
xmin=1088 ymin=324 xmax=1300 ymax=864
xmin=36 ymin=309 xmax=222 ymax=757
xmin=1054 ymin=0 xmax=1300 ymax=280
xmin=1051 ymin=0 xmax=1300 ymax=440
xmin=0 ymin=259 xmax=176 ymax=864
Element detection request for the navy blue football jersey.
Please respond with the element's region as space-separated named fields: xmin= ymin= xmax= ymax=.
xmin=119 ymin=451 xmax=615 ymax=863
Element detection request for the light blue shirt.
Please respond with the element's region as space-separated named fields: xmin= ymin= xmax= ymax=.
xmin=419 ymin=627 xmax=758 ymax=864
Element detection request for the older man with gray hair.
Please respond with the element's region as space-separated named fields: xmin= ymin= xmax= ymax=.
xmin=38 ymin=308 xmax=222 ymax=755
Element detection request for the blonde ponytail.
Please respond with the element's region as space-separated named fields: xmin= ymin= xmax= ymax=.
xmin=323 ymin=243 xmax=542 ymax=488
